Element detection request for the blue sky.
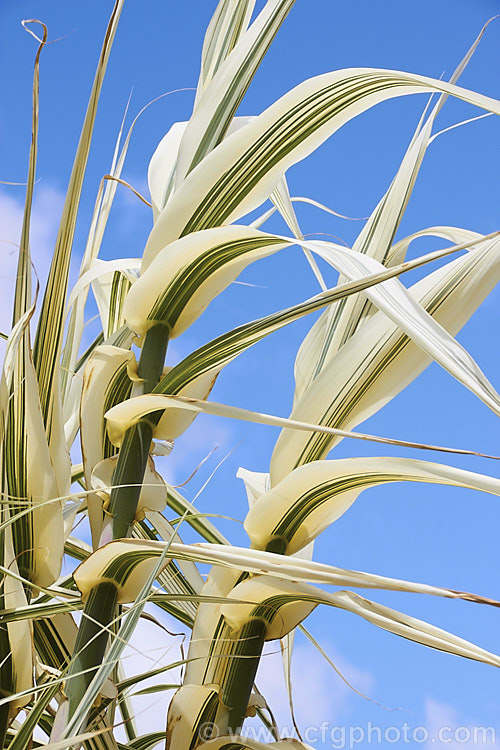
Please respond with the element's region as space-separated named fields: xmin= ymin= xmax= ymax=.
xmin=1 ymin=1 xmax=499 ymax=748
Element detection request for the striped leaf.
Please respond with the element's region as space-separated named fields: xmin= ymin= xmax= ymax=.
xmin=220 ymin=576 xmax=500 ymax=666
xmin=149 ymin=115 xmax=255 ymax=221
xmin=5 ymin=3 xmax=500 ymax=746
xmin=75 ymin=537 xmax=500 ymax=697
xmin=127 ymin=223 xmax=492 ymax=390
xmin=11 ymin=19 xmax=44 ymax=328
xmin=310 ymin=19 xmax=487 ymax=362
xmin=197 ymin=739 xmax=314 ymax=750
xmin=143 ymin=68 xmax=500 ymax=268
xmin=0 ymin=18 xmax=66 ymax=602
xmin=103 ymin=383 xmax=239 ymax=448
xmin=72 ymin=539 xmax=171 ymax=604
xmin=244 ymin=457 xmax=500 ymax=554
xmin=167 ymin=542 xmax=500 ymax=607
xmin=153 ymin=232 xmax=490 ymax=399
xmin=176 ymin=0 xmax=295 ymax=180
xmin=195 ymin=0 xmax=256 ymax=101
xmin=80 ymin=345 xmax=135 ymax=547
xmin=33 ymin=611 xmax=77 ymax=672
xmin=32 ymin=0 xmax=124 ymax=438
xmin=166 ymin=685 xmax=220 ymax=749
xmin=91 ymin=455 xmax=167 ymax=527
xmin=72 ymin=537 xmax=205 ymax=620
xmin=60 ymin=545 xmax=172 ymax=740
xmin=64 ymin=260 xmax=137 ymax=446
xmin=124 ymin=226 xmax=287 ymax=340
xmin=183 ymin=564 xmax=243 ymax=687
xmin=3 ymin=348 xmax=63 ymax=588
xmin=103 ymin=392 xmax=496 ymax=461
xmin=32 ymin=609 xmax=122 ymax=750
xmin=271 ymin=236 xmax=500 ymax=483
xmin=0 ymin=526 xmax=33 ymax=717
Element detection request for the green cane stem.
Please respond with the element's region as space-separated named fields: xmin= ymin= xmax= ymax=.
xmin=219 ymin=537 xmax=288 ymax=734
xmin=108 ymin=323 xmax=169 ymax=540
xmin=65 ymin=581 xmax=118 ymax=717
xmin=224 ymin=619 xmax=267 ymax=734
xmin=68 ymin=324 xmax=169 ymax=723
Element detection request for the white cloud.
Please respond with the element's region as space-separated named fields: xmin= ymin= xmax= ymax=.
xmin=425 ymin=697 xmax=500 ymax=749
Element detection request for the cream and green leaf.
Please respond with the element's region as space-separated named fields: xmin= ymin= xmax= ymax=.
xmin=220 ymin=576 xmax=500 ymax=665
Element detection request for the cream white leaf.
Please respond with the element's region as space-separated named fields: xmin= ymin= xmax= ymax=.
xmin=177 ymin=0 xmax=295 ymax=180
xmin=221 ymin=577 xmax=500 ymax=666
xmin=124 ymin=226 xmax=287 ymax=340
xmin=143 ymin=68 xmax=500 ymax=268
xmin=80 ymin=345 xmax=135 ymax=547
xmin=272 ymin=238 xmax=500 ymax=482
xmin=245 ymin=456 xmax=500 ymax=554
xmin=148 ymin=121 xmax=188 ymax=220
xmin=197 ymin=737 xmax=314 ymax=750
xmin=72 ymin=539 xmax=171 ymax=604
xmin=195 ymin=0 xmax=256 ymax=102
xmin=91 ymin=455 xmax=167 ymax=522
xmin=104 ymin=393 xmax=497 ymax=462
xmin=166 ymin=685 xmax=220 ymax=750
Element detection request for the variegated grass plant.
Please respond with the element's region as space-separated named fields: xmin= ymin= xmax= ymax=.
xmin=1 ymin=2 xmax=499 ymax=749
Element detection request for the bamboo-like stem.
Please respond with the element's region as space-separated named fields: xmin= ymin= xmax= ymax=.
xmin=107 ymin=323 xmax=169 ymax=540
xmin=224 ymin=620 xmax=267 ymax=734
xmin=66 ymin=324 xmax=169 ymax=725
xmin=136 ymin=323 xmax=169 ymax=394
xmin=65 ymin=581 xmax=118 ymax=717
xmin=214 ymin=538 xmax=288 ymax=735
xmin=107 ymin=421 xmax=154 ymax=540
